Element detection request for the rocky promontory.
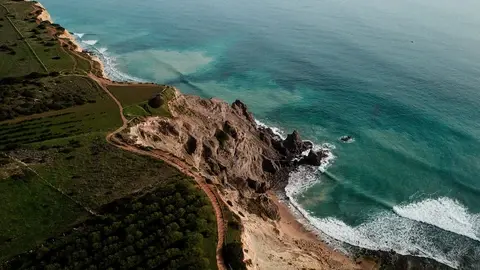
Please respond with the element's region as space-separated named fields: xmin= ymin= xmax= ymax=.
xmin=119 ymin=89 xmax=324 ymax=221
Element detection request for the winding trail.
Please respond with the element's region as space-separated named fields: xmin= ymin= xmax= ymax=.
xmin=89 ymin=74 xmax=227 ymax=270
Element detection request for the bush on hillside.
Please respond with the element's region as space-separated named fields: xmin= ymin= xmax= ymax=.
xmin=222 ymin=242 xmax=247 ymax=270
xmin=148 ymin=94 xmax=163 ymax=108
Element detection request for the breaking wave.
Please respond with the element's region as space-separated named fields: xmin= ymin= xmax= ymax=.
xmin=254 ymin=119 xmax=286 ymax=139
xmin=393 ymin=197 xmax=480 ymax=241
xmin=96 ymin=49 xmax=146 ymax=82
xmin=97 ymin=47 xmax=108 ymax=54
xmin=285 ymin=167 xmax=480 ymax=269
xmin=72 ymin=34 xmax=146 ymax=82
xmin=254 ymin=120 xmax=336 ymax=172
xmin=73 ymin=32 xmax=84 ymax=38
xmin=82 ymin=39 xmax=98 ymax=46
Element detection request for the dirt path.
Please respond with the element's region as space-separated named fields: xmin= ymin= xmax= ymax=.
xmin=92 ymin=74 xmax=226 ymax=270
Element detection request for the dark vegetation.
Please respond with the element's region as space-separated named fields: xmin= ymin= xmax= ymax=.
xmin=0 ymin=134 xmax=219 ymax=264
xmin=223 ymin=243 xmax=247 ymax=270
xmin=0 ymin=0 xmax=96 ymax=119
xmin=4 ymin=180 xmax=217 ymax=270
xmin=147 ymin=93 xmax=163 ymax=108
xmin=0 ymin=1 xmax=224 ymax=268
xmin=0 ymin=74 xmax=99 ymax=121
xmin=221 ymin=202 xmax=246 ymax=270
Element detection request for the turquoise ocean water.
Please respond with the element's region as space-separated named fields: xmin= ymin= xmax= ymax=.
xmin=39 ymin=0 xmax=480 ymax=267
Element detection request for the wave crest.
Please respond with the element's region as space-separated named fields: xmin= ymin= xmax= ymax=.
xmin=285 ymin=167 xmax=480 ymax=269
xmin=82 ymin=39 xmax=98 ymax=46
xmin=254 ymin=119 xmax=286 ymax=139
xmin=393 ymin=197 xmax=480 ymax=241
xmin=73 ymin=32 xmax=84 ymax=38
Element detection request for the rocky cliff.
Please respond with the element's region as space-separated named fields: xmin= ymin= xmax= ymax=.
xmin=119 ymin=89 xmax=325 ymax=220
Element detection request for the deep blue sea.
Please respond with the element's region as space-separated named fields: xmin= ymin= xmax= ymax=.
xmin=39 ymin=0 xmax=480 ymax=267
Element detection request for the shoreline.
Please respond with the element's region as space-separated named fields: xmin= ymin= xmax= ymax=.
xmin=31 ymin=1 xmax=456 ymax=269
xmin=270 ymin=192 xmax=377 ymax=269
xmin=275 ymin=182 xmax=455 ymax=270
xmin=219 ymin=188 xmax=367 ymax=269
xmin=34 ymin=2 xmax=105 ymax=77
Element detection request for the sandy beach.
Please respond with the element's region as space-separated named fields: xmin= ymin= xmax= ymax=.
xmin=219 ymin=189 xmax=375 ymax=270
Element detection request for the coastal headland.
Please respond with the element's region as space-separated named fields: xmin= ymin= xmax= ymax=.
xmin=0 ymin=0 xmax=456 ymax=269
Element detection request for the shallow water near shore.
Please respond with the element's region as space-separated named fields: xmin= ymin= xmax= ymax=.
xmin=39 ymin=0 xmax=480 ymax=267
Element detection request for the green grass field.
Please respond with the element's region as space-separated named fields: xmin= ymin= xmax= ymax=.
xmin=0 ymin=3 xmax=44 ymax=77
xmin=0 ymin=0 xmax=100 ymax=121
xmin=107 ymin=84 xmax=169 ymax=106
xmin=0 ymin=0 xmax=222 ymax=266
xmin=0 ymin=0 xmax=92 ymax=77
xmin=0 ymin=80 xmax=121 ymax=148
xmin=0 ymin=173 xmax=86 ymax=261
xmin=109 ymin=84 xmax=176 ymax=119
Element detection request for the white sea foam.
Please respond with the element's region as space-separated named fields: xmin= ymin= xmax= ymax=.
xmin=285 ymin=166 xmax=321 ymax=197
xmin=315 ymin=143 xmax=336 ymax=172
xmin=97 ymin=47 xmax=108 ymax=54
xmin=299 ymin=211 xmax=462 ymax=268
xmin=286 ymin=183 xmax=459 ymax=267
xmin=285 ymin=167 xmax=480 ymax=269
xmin=255 ymin=119 xmax=336 ymax=172
xmin=96 ymin=49 xmax=146 ymax=82
xmin=393 ymin=197 xmax=480 ymax=241
xmin=82 ymin=39 xmax=98 ymax=46
xmin=254 ymin=119 xmax=286 ymax=139
xmin=73 ymin=32 xmax=85 ymax=38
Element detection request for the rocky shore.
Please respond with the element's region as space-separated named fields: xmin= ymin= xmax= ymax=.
xmin=119 ymin=90 xmax=329 ymax=222
xmin=117 ymin=89 xmax=454 ymax=270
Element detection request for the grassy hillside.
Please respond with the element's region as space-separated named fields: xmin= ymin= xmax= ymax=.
xmin=0 ymin=0 xmax=219 ymax=268
xmin=4 ymin=172 xmax=217 ymax=270
xmin=108 ymin=84 xmax=176 ymax=119
xmin=0 ymin=0 xmax=102 ymax=121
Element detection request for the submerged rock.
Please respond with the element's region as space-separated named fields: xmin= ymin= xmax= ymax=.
xmin=340 ymin=135 xmax=353 ymax=143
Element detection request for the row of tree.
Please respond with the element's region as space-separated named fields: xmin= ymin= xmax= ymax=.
xmin=4 ymin=181 xmax=217 ymax=270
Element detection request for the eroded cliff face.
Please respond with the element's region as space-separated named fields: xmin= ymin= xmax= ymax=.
xmin=119 ymin=88 xmax=324 ymax=219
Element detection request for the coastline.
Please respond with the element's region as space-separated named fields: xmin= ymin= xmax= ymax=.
xmin=30 ymin=2 xmax=456 ymax=269
xmin=219 ymin=189 xmax=367 ymax=270
xmin=29 ymin=3 xmax=386 ymax=268
xmin=34 ymin=2 xmax=105 ymax=77
xmin=271 ymin=192 xmax=376 ymax=269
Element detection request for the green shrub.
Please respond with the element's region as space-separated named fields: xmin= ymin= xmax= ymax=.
xmin=222 ymin=242 xmax=246 ymax=270
xmin=4 ymin=181 xmax=217 ymax=270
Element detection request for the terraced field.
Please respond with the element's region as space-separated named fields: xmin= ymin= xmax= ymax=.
xmin=0 ymin=0 xmax=220 ymax=268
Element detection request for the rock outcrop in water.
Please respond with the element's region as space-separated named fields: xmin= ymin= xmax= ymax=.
xmin=120 ymin=89 xmax=322 ymax=219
